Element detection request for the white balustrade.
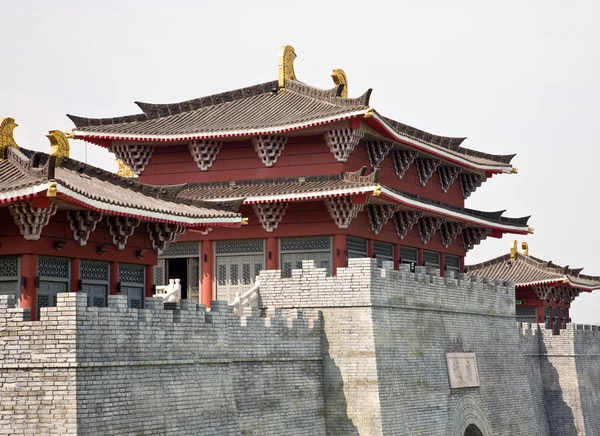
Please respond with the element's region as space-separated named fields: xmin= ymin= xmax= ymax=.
xmin=154 ymin=278 xmax=181 ymax=303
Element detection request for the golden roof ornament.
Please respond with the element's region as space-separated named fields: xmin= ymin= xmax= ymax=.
xmin=331 ymin=69 xmax=348 ymax=98
xmin=0 ymin=117 xmax=19 ymax=161
xmin=47 ymin=130 xmax=70 ymax=162
xmin=509 ymin=240 xmax=518 ymax=261
xmin=116 ymin=159 xmax=135 ymax=178
xmin=278 ymin=45 xmax=297 ymax=89
xmin=521 ymin=241 xmax=529 ymax=256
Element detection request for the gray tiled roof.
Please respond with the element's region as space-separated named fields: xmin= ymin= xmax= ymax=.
xmin=69 ymin=79 xmax=514 ymax=167
xmin=466 ymin=253 xmax=600 ymax=290
xmin=0 ymin=148 xmax=241 ymax=223
xmin=176 ymin=170 xmax=529 ymax=231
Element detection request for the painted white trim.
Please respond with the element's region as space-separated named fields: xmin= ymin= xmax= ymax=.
xmin=56 ymin=185 xmax=241 ymax=225
xmin=372 ymin=113 xmax=513 ymax=173
xmin=74 ymin=110 xmax=368 ymax=142
xmin=379 ymin=187 xmax=527 ymax=233
xmin=515 ymin=279 xmax=600 ymax=291
xmin=0 ymin=183 xmax=50 ymax=201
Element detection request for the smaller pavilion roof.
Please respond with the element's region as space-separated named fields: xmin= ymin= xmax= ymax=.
xmin=466 ymin=252 xmax=600 ymax=291
xmin=0 ymin=147 xmax=242 ymax=228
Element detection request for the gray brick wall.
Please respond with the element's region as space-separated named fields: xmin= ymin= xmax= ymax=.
xmin=0 ymin=294 xmax=324 ymax=435
xmin=259 ymin=258 xmax=546 ymax=436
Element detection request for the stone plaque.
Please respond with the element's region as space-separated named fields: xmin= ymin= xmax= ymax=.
xmin=446 ymin=352 xmax=480 ymax=388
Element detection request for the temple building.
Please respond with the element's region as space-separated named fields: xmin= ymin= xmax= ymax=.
xmin=68 ymin=46 xmax=533 ymax=307
xmin=0 ymin=120 xmax=243 ymax=319
xmin=466 ymin=241 xmax=600 ymax=330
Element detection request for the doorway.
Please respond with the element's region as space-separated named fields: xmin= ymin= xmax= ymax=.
xmin=464 ymin=424 xmax=484 ymax=436
xmin=168 ymin=258 xmax=188 ymax=300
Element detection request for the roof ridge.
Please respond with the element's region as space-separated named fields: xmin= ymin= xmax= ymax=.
xmin=6 ymin=147 xmax=49 ymax=180
xmin=283 ymin=79 xmax=372 ymax=107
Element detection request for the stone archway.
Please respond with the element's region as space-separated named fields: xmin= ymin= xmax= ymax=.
xmin=451 ymin=396 xmax=492 ymax=436
xmin=464 ymin=424 xmax=484 ymax=436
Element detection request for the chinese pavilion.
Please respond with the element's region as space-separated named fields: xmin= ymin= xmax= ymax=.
xmin=0 ymin=120 xmax=242 ymax=319
xmin=68 ymin=46 xmax=533 ymax=307
xmin=466 ymin=241 xmax=600 ymax=331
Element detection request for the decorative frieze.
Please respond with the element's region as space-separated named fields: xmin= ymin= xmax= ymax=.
xmin=393 ymin=210 xmax=423 ymax=239
xmin=188 ymin=140 xmax=222 ymax=171
xmin=368 ymin=204 xmax=398 ymax=234
xmin=324 ymin=129 xmax=365 ymax=162
xmin=252 ymin=136 xmax=287 ymax=167
xmin=438 ymin=166 xmax=462 ymax=193
xmin=365 ymin=140 xmax=392 ymax=168
xmin=391 ymin=149 xmax=417 ymax=179
xmin=111 ymin=144 xmax=155 ymax=175
xmin=415 ymin=158 xmax=441 ymax=187
xmin=107 ymin=216 xmax=140 ymax=250
xmin=252 ymin=202 xmax=288 ymax=232
xmin=440 ymin=222 xmax=467 ymax=249
xmin=67 ymin=210 xmax=103 ymax=246
xmin=147 ymin=223 xmax=188 ymax=255
xmin=460 ymin=173 xmax=485 ymax=199
xmin=418 ymin=216 xmax=446 ymax=244
xmin=9 ymin=202 xmax=58 ymax=240
xmin=325 ymin=197 xmax=364 ymax=229
xmin=462 ymin=227 xmax=488 ymax=252
xmin=533 ymin=284 xmax=551 ymax=301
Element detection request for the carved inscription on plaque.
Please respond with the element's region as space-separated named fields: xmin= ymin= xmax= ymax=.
xmin=446 ymin=352 xmax=480 ymax=388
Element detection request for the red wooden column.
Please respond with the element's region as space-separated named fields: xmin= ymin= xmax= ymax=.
xmin=417 ymin=248 xmax=424 ymax=267
xmin=20 ymin=254 xmax=37 ymax=321
xmin=109 ymin=262 xmax=119 ymax=295
xmin=367 ymin=239 xmax=375 ymax=258
xmin=439 ymin=254 xmax=445 ymax=277
xmin=201 ymin=241 xmax=214 ymax=307
xmin=70 ymin=258 xmax=81 ymax=292
xmin=332 ymin=234 xmax=346 ymax=276
xmin=459 ymin=256 xmax=465 ymax=274
xmin=393 ymin=244 xmax=400 ymax=270
xmin=145 ymin=265 xmax=154 ymax=298
xmin=266 ymin=237 xmax=279 ymax=271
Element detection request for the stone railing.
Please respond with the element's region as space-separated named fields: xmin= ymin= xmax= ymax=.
xmin=154 ymin=278 xmax=181 ymax=303
xmin=230 ymin=280 xmax=260 ymax=316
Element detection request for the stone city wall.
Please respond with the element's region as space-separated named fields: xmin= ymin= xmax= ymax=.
xmin=259 ymin=258 xmax=545 ymax=436
xmin=520 ymin=323 xmax=600 ymax=436
xmin=0 ymin=294 xmax=324 ymax=435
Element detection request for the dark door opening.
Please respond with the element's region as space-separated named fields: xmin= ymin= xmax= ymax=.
xmin=168 ymin=258 xmax=188 ymax=300
xmin=464 ymin=424 xmax=484 ymax=436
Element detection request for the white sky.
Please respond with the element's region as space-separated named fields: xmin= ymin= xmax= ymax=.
xmin=3 ymin=1 xmax=599 ymax=322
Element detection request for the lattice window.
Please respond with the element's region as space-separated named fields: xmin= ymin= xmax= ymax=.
xmin=252 ymin=202 xmax=287 ymax=232
xmin=130 ymin=299 xmax=141 ymax=309
xmin=325 ymin=197 xmax=364 ymax=229
xmin=215 ymin=239 xmax=264 ymax=255
xmin=67 ymin=210 xmax=103 ymax=246
xmin=252 ymin=136 xmax=287 ymax=167
xmin=254 ymin=263 xmax=263 ymax=279
xmin=230 ymin=264 xmax=239 ymax=286
xmin=154 ymin=265 xmax=165 ymax=286
xmin=400 ymin=246 xmax=418 ymax=266
xmin=392 ymin=149 xmax=418 ymax=179
xmin=418 ymin=217 xmax=446 ymax=244
xmin=423 ymin=250 xmax=440 ymax=269
xmin=365 ymin=140 xmax=392 ymax=168
xmin=81 ymin=261 xmax=109 ymax=282
xmin=38 ymin=256 xmax=69 ymax=280
xmin=111 ymin=144 xmax=154 ymax=175
xmin=9 ymin=202 xmax=58 ymax=240
xmin=283 ymin=262 xmax=292 ymax=278
xmin=438 ymin=166 xmax=462 ymax=193
xmin=347 ymin=236 xmax=368 ymax=257
xmin=0 ymin=256 xmax=19 ymax=278
xmin=444 ymin=255 xmax=460 ymax=273
xmin=119 ymin=264 xmax=144 ymax=284
xmin=218 ymin=264 xmax=227 ymax=287
xmin=374 ymin=241 xmax=394 ymax=267
xmin=324 ymin=129 xmax=365 ymax=162
xmin=460 ymin=173 xmax=485 ymax=199
xmin=320 ymin=260 xmax=330 ymax=271
xmin=415 ymin=158 xmax=441 ymax=187
xmin=188 ymin=140 xmax=222 ymax=171
xmin=107 ymin=216 xmax=140 ymax=250
xmin=242 ymin=263 xmax=251 ymax=285
xmin=368 ymin=204 xmax=398 ymax=234
xmin=516 ymin=306 xmax=536 ymax=317
xmin=160 ymin=242 xmax=200 ymax=257
xmin=280 ymin=237 xmax=331 ymax=252
xmin=394 ymin=210 xmax=423 ymax=240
